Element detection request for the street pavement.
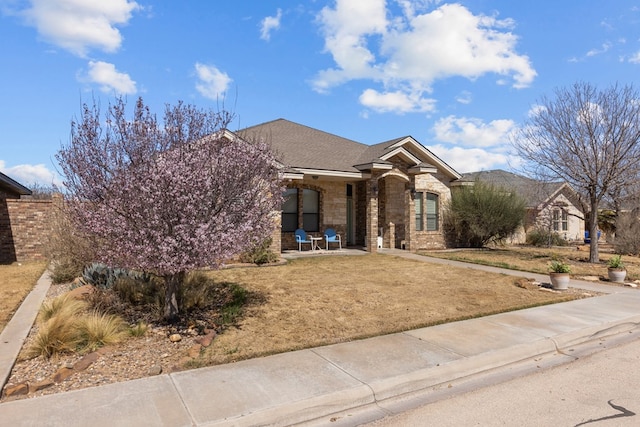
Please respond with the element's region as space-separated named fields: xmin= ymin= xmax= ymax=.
xmin=365 ymin=330 xmax=640 ymax=426
xmin=0 ymin=250 xmax=639 ymax=426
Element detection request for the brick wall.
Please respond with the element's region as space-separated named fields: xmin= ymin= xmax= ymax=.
xmin=0 ymin=194 xmax=58 ymax=263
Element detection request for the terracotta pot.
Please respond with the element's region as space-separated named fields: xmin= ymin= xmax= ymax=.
xmin=608 ymin=268 xmax=627 ymax=283
xmin=549 ymin=272 xmax=570 ymax=290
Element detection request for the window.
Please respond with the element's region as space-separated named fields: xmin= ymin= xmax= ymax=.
xmin=302 ymin=189 xmax=319 ymax=231
xmin=281 ymin=187 xmax=320 ymax=232
xmin=282 ymin=188 xmax=298 ymax=232
xmin=414 ymin=192 xmax=423 ymax=231
xmin=552 ymin=209 xmax=568 ymax=232
xmin=414 ymin=192 xmax=439 ymax=231
xmin=426 ymin=193 xmax=439 ymax=231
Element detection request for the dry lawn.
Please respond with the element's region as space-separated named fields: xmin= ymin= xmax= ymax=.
xmin=197 ymin=253 xmax=581 ymax=367
xmin=0 ymin=262 xmax=48 ymax=332
xmin=422 ymin=246 xmax=640 ymax=281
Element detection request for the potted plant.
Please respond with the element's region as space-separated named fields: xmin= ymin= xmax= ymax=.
xmin=607 ymin=255 xmax=627 ymax=283
xmin=549 ymin=260 xmax=571 ymax=290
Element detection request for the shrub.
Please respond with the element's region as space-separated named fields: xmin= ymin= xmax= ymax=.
xmin=112 ymin=274 xmax=162 ymax=306
xmin=444 ymin=180 xmax=527 ymax=248
xmin=78 ymin=311 xmax=128 ymax=351
xmin=549 ymin=260 xmax=571 ymax=273
xmin=613 ymin=210 xmax=640 ymax=255
xmin=29 ymin=293 xmax=129 ymax=357
xmin=526 ymin=228 xmax=568 ymax=247
xmin=607 ymin=254 xmax=625 ymax=269
xmin=181 ymin=271 xmax=215 ymax=310
xmin=44 ymin=203 xmax=96 ymax=284
xmin=129 ymin=321 xmax=149 ymax=337
xmin=238 ymin=238 xmax=279 ymax=265
xmin=37 ymin=293 xmax=87 ymax=323
xmin=28 ymin=308 xmax=82 ymax=358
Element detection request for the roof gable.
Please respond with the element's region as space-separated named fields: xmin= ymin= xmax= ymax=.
xmin=236 ymin=119 xmax=460 ymax=179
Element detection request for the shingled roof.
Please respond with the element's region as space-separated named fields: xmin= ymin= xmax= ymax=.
xmin=457 ymin=169 xmax=566 ymax=208
xmin=238 ymin=119 xmax=369 ymax=173
xmin=0 ymin=171 xmax=32 ymax=196
xmin=237 ymin=119 xmax=460 ymax=179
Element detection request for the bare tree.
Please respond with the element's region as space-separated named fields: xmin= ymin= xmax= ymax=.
xmin=512 ymin=82 xmax=640 ymax=262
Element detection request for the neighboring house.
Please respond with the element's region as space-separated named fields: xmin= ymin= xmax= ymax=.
xmin=454 ymin=169 xmax=585 ymax=243
xmin=0 ymin=172 xmax=32 ymax=263
xmin=236 ymin=119 xmax=462 ymax=252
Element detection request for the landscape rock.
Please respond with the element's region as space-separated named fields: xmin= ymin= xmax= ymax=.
xmin=147 ymin=365 xmax=162 ymax=376
xmin=3 ymin=382 xmax=29 ymax=398
xmin=188 ymin=344 xmax=202 ymax=358
xmin=73 ymin=352 xmax=100 ymax=371
xmin=53 ymin=367 xmax=75 ymax=383
xmin=195 ymin=329 xmax=217 ymax=347
xmin=169 ymin=334 xmax=182 ymax=342
xmin=29 ymin=378 xmax=54 ymax=393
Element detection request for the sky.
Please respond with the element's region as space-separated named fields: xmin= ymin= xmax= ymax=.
xmin=1 ymin=0 xmax=640 ymax=187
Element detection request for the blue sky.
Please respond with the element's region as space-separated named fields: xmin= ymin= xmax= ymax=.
xmin=2 ymin=0 xmax=640 ymax=187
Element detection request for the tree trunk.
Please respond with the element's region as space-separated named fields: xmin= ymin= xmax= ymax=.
xmin=589 ymin=197 xmax=599 ymax=263
xmin=164 ymin=271 xmax=185 ymax=322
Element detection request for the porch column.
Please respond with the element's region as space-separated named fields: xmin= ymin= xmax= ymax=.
xmin=366 ymin=178 xmax=378 ymax=253
xmin=405 ymin=183 xmax=415 ymax=251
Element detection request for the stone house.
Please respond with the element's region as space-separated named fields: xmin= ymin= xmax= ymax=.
xmin=237 ymin=119 xmax=461 ymax=253
xmin=454 ymin=169 xmax=585 ymax=243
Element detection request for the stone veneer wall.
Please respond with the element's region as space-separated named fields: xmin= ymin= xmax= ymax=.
xmin=280 ymin=180 xmax=348 ymax=251
xmin=412 ymin=173 xmax=451 ymax=250
xmin=0 ymin=194 xmax=59 ymax=263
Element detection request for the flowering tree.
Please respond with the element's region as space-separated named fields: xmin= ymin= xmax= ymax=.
xmin=57 ymin=97 xmax=283 ymax=321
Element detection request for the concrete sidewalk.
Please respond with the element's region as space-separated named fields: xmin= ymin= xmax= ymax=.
xmin=1 ymin=253 xmax=640 ymax=426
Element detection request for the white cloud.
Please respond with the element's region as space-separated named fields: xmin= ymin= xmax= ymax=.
xmin=194 ymin=63 xmax=232 ymax=100
xmin=314 ymin=0 xmax=388 ymax=91
xmin=432 ymin=115 xmax=516 ymax=148
xmin=260 ymin=8 xmax=282 ymax=41
xmin=313 ymin=1 xmax=536 ymax=114
xmin=455 ymin=90 xmax=472 ymax=104
xmin=20 ymin=0 xmax=140 ymax=57
xmin=629 ymin=51 xmax=640 ymax=63
xmin=586 ymin=42 xmax=612 ymax=57
xmin=426 ymin=144 xmax=511 ymax=173
xmin=0 ymin=161 xmax=62 ymax=187
xmin=359 ymin=89 xmax=436 ymax=113
xmin=87 ymin=61 xmax=137 ymax=94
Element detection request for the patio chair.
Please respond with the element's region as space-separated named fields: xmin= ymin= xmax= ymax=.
xmin=324 ymin=228 xmax=342 ymax=250
xmin=295 ymin=228 xmax=312 ymax=251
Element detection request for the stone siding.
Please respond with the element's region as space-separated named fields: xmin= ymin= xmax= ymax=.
xmin=281 ymin=180 xmax=348 ymax=251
